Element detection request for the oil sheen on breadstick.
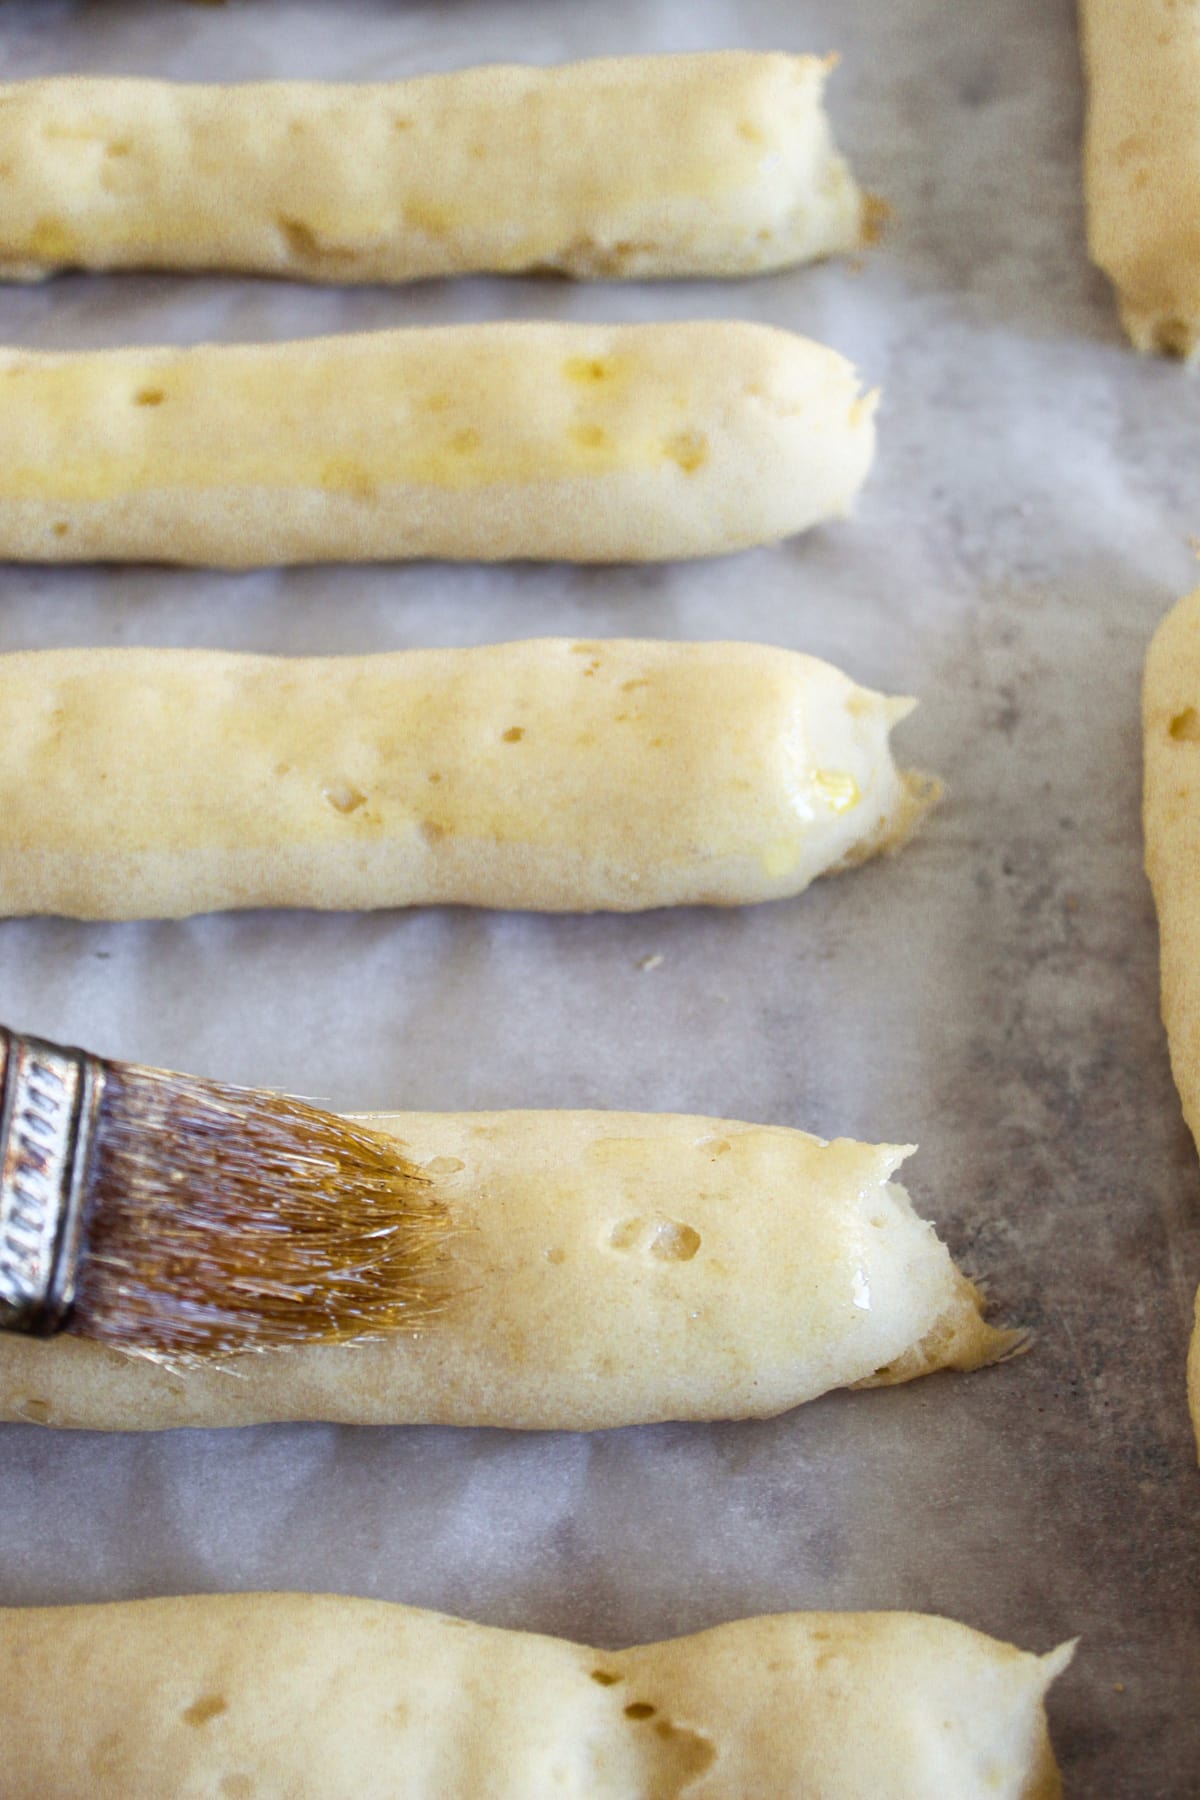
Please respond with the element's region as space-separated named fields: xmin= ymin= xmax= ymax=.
xmin=0 ymin=1113 xmax=1010 ymax=1431
xmin=0 ymin=1595 xmax=1073 ymax=1800
xmin=0 ymin=54 xmax=866 ymax=284
xmin=0 ymin=639 xmax=931 ymax=921
xmin=0 ymin=321 xmax=876 ymax=564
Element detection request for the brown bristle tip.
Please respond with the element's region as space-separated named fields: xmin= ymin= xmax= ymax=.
xmin=68 ymin=1064 xmax=457 ymax=1363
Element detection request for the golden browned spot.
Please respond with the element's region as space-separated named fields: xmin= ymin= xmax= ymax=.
xmin=591 ymin=1669 xmax=621 ymax=1686
xmin=134 ymin=387 xmax=165 ymax=407
xmin=737 ymin=118 xmax=765 ymax=143
xmin=564 ymin=356 xmax=610 ymax=385
xmin=404 ymin=199 xmax=451 ymax=235
xmin=422 ymin=819 xmax=446 ymax=842
xmin=320 ymin=457 xmax=375 ymax=501
xmin=183 ymin=1695 xmax=228 ymax=1727
xmin=107 ymin=138 xmax=132 ymax=158
xmin=424 ymin=1156 xmax=465 ymax=1176
xmin=323 ymin=782 xmax=367 ymax=815
xmin=51 ymin=522 xmax=69 ymax=538
xmin=622 ymin=679 xmax=650 ymax=692
xmin=220 ymin=1778 xmax=253 ymax=1799
xmin=502 ymin=726 xmax=525 ymax=743
xmin=18 ymin=1398 xmax=51 ymax=1423
xmin=546 ymin=1247 xmax=567 ymax=1265
xmin=427 ymin=772 xmax=443 ymax=784
xmin=30 ymin=216 xmax=73 ymax=260
xmin=571 ymin=422 xmax=608 ymax=451
xmin=625 ymin=1702 xmax=657 ymax=1721
xmin=664 ymin=430 xmax=708 ymax=474
xmin=393 ymin=117 xmax=412 ymax=133
xmin=451 ymin=428 xmax=481 ymax=455
xmin=425 ymin=393 xmax=453 ymax=414
xmin=1170 ymin=708 xmax=1200 ymax=742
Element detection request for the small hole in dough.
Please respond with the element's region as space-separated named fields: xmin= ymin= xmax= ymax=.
xmin=650 ymin=1221 xmax=701 ymax=1262
xmin=424 ymin=1155 xmax=464 ymax=1176
xmin=1170 ymin=708 xmax=1200 ymax=742
xmin=183 ymin=1694 xmax=228 ymax=1727
xmin=608 ymin=1217 xmax=700 ymax=1261
xmin=134 ymin=387 xmax=165 ymax=407
xmin=502 ymin=726 xmax=525 ymax=743
xmin=591 ymin=1669 xmax=621 ymax=1686
xmin=323 ymin=781 xmax=367 ymax=815
xmin=625 ymin=1702 xmax=657 ymax=1720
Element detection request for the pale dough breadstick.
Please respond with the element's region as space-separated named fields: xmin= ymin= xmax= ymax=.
xmin=1081 ymin=0 xmax=1200 ymax=354
xmin=0 ymin=1594 xmax=1073 ymax=1800
xmin=0 ymin=639 xmax=932 ymax=921
xmin=0 ymin=1112 xmax=1011 ymax=1431
xmin=0 ymin=54 xmax=866 ymax=284
xmin=0 ymin=320 xmax=875 ymax=566
xmin=1143 ymin=586 xmax=1200 ymax=1455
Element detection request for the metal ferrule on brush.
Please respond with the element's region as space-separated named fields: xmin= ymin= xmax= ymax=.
xmin=0 ymin=1027 xmax=105 ymax=1335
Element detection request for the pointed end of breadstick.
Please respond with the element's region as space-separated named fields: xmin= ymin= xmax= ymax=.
xmin=1119 ymin=299 xmax=1200 ymax=362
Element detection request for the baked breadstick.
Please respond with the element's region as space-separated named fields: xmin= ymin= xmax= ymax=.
xmin=1081 ymin=0 xmax=1200 ymax=354
xmin=0 ymin=320 xmax=875 ymax=566
xmin=0 ymin=54 xmax=867 ymax=285
xmin=1143 ymin=586 xmax=1200 ymax=1454
xmin=0 ymin=1594 xmax=1073 ymax=1799
xmin=0 ymin=639 xmax=932 ymax=921
xmin=0 ymin=1112 xmax=1010 ymax=1431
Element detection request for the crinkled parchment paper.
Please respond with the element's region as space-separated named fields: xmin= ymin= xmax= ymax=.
xmin=0 ymin=2 xmax=1197 ymax=1792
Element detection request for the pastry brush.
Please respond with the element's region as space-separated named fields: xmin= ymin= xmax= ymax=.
xmin=0 ymin=1024 xmax=450 ymax=1360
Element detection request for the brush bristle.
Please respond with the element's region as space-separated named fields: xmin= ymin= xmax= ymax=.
xmin=69 ymin=1065 xmax=452 ymax=1361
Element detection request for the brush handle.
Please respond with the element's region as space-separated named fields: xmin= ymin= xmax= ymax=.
xmin=0 ymin=1027 xmax=105 ymax=1335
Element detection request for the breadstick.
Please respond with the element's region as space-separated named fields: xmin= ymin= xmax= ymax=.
xmin=1081 ymin=0 xmax=1200 ymax=354
xmin=0 ymin=1594 xmax=1072 ymax=1800
xmin=0 ymin=1112 xmax=1010 ymax=1431
xmin=0 ymin=54 xmax=867 ymax=285
xmin=1143 ymin=586 xmax=1200 ymax=1454
xmin=0 ymin=639 xmax=932 ymax=922
xmin=0 ymin=320 xmax=875 ymax=566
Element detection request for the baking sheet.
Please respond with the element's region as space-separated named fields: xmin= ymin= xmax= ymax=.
xmin=0 ymin=0 xmax=1197 ymax=1791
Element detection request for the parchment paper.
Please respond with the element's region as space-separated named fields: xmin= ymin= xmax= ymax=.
xmin=0 ymin=2 xmax=1197 ymax=1793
